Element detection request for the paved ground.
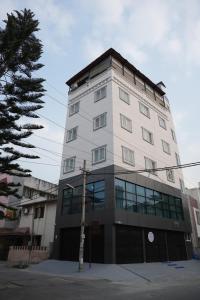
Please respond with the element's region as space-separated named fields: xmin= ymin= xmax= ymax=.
xmin=0 ymin=260 xmax=200 ymax=299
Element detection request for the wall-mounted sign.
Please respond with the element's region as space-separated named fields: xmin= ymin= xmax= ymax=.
xmin=148 ymin=231 xmax=154 ymax=243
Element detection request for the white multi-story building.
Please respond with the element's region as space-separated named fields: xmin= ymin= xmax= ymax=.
xmin=54 ymin=48 xmax=192 ymax=263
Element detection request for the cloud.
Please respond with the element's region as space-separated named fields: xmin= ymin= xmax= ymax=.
xmin=0 ymin=0 xmax=75 ymax=55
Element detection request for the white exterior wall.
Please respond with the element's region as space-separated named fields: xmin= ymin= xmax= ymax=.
xmin=19 ymin=201 xmax=56 ymax=249
xmin=194 ymin=208 xmax=200 ymax=238
xmin=61 ymin=62 xmax=184 ymax=191
xmin=112 ymin=68 xmax=184 ymax=189
xmin=60 ymin=69 xmax=114 ymax=179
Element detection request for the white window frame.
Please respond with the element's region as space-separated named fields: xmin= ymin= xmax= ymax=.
xmin=69 ymin=101 xmax=80 ymax=116
xmin=179 ymin=178 xmax=185 ymax=193
xmin=94 ymin=86 xmax=107 ymax=102
xmin=144 ymin=157 xmax=157 ymax=175
xmin=142 ymin=127 xmax=154 ymax=145
xmin=139 ymin=102 xmax=150 ymax=118
xmin=175 ymin=152 xmax=181 ymax=165
xmin=122 ymin=146 xmax=135 ymax=166
xmin=158 ymin=116 xmax=166 ymax=129
xmin=120 ymin=114 xmax=132 ymax=133
xmin=166 ymin=169 xmax=175 ymax=182
xmin=66 ymin=126 xmax=78 ymax=142
xmin=171 ymin=129 xmax=177 ymax=142
xmin=195 ymin=210 xmax=200 ymax=226
xmin=119 ymin=88 xmax=130 ymax=104
xmin=63 ymin=157 xmax=76 ymax=173
xmin=162 ymin=140 xmax=171 ymax=155
xmin=92 ymin=145 xmax=106 ymax=165
xmin=93 ymin=112 xmax=107 ymax=131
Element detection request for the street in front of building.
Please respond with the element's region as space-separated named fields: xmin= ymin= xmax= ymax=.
xmin=0 ymin=260 xmax=200 ymax=300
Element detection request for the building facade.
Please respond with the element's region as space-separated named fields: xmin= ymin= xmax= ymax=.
xmin=54 ymin=48 xmax=192 ymax=263
xmin=187 ymin=187 xmax=200 ymax=257
xmin=0 ymin=175 xmax=57 ymax=259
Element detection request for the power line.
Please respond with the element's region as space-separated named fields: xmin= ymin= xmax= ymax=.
xmin=89 ymin=161 xmax=200 ymax=176
xmin=44 ymin=88 xmax=184 ymax=172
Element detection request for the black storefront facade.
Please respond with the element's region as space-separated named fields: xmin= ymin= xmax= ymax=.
xmin=53 ymin=165 xmax=192 ymax=263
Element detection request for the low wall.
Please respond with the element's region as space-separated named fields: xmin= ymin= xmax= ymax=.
xmin=7 ymin=246 xmax=49 ymax=265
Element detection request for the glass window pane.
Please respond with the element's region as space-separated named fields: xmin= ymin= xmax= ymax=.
xmin=86 ymin=183 xmax=94 ymax=193
xmin=155 ymin=208 xmax=163 ymax=217
xmin=163 ymin=210 xmax=170 ymax=218
xmin=126 ymin=192 xmax=136 ymax=201
xmin=146 ymin=197 xmax=154 ymax=204
xmin=154 ymin=191 xmax=162 ymax=200
xmin=126 ymin=182 xmax=136 ymax=194
xmin=175 ymin=198 xmax=181 ymax=207
xmin=94 ymin=180 xmax=105 ymax=192
xmin=115 ymin=179 xmax=125 ymax=190
xmin=146 ymin=205 xmax=155 ymax=215
xmin=136 ymin=185 xmax=145 ymax=196
xmin=116 ymin=198 xmax=126 ymax=209
xmin=170 ymin=211 xmax=177 ymax=219
xmin=162 ymin=194 xmax=169 ymax=203
xmin=94 ymin=191 xmax=104 ymax=209
xmin=146 ymin=188 xmax=154 ymax=199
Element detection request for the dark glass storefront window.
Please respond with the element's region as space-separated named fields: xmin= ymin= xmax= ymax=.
xmin=115 ymin=178 xmax=184 ymax=221
xmin=62 ymin=180 xmax=105 ymax=214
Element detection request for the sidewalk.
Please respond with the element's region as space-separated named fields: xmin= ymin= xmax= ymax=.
xmin=27 ymin=259 xmax=200 ymax=286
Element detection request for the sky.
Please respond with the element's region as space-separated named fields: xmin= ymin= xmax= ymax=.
xmin=1 ymin=0 xmax=200 ymax=188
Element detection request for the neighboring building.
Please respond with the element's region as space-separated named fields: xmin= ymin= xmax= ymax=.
xmin=187 ymin=187 xmax=200 ymax=257
xmin=54 ymin=48 xmax=192 ymax=263
xmin=0 ymin=175 xmax=57 ymax=259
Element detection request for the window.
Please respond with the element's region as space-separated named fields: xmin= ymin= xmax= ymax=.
xmin=66 ymin=126 xmax=78 ymax=142
xmin=93 ymin=112 xmax=107 ymax=131
xmin=139 ymin=102 xmax=150 ymax=118
xmin=171 ymin=129 xmax=177 ymax=142
xmin=119 ymin=88 xmax=130 ymax=104
xmin=166 ymin=169 xmax=175 ymax=182
xmin=94 ymin=86 xmax=106 ymax=102
xmin=92 ymin=145 xmax=106 ymax=164
xmin=175 ymin=152 xmax=181 ymax=165
xmin=34 ymin=206 xmax=45 ymax=219
xmin=196 ymin=210 xmax=200 ymax=225
xmin=162 ymin=140 xmax=171 ymax=154
xmin=120 ymin=114 xmax=132 ymax=132
xmin=145 ymin=157 xmax=157 ymax=175
xmin=179 ymin=179 xmax=185 ymax=193
xmin=69 ymin=101 xmax=80 ymax=116
xmin=185 ymin=233 xmax=191 ymax=241
xmin=115 ymin=178 xmax=184 ymax=220
xmin=63 ymin=157 xmax=75 ymax=173
xmin=122 ymin=146 xmax=135 ymax=166
xmin=62 ymin=181 xmax=105 ymax=214
xmin=158 ymin=116 xmax=166 ymax=129
xmin=86 ymin=181 xmax=105 ymax=210
xmin=142 ymin=127 xmax=154 ymax=144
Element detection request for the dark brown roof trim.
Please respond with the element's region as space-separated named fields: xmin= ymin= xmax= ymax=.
xmin=66 ymin=48 xmax=165 ymax=96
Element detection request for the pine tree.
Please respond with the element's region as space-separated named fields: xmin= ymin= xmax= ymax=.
xmin=0 ymin=9 xmax=45 ymax=197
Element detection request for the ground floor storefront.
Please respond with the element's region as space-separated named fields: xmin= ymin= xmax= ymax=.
xmin=59 ymin=224 xmax=192 ymax=264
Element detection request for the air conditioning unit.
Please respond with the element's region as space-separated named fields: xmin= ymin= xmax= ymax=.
xmin=23 ymin=207 xmax=29 ymax=215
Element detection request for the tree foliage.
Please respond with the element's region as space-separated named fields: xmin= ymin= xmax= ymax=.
xmin=0 ymin=9 xmax=45 ymax=197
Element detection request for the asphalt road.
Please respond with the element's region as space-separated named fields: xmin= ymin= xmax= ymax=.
xmin=0 ymin=263 xmax=200 ymax=300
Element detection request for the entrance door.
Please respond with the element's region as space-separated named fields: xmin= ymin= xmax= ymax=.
xmin=145 ymin=229 xmax=167 ymax=262
xmin=116 ymin=225 xmax=144 ymax=264
xmin=167 ymin=231 xmax=187 ymax=261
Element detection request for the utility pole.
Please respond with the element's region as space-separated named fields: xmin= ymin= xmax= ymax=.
xmin=28 ymin=206 xmax=35 ymax=265
xmin=79 ymin=160 xmax=87 ymax=271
